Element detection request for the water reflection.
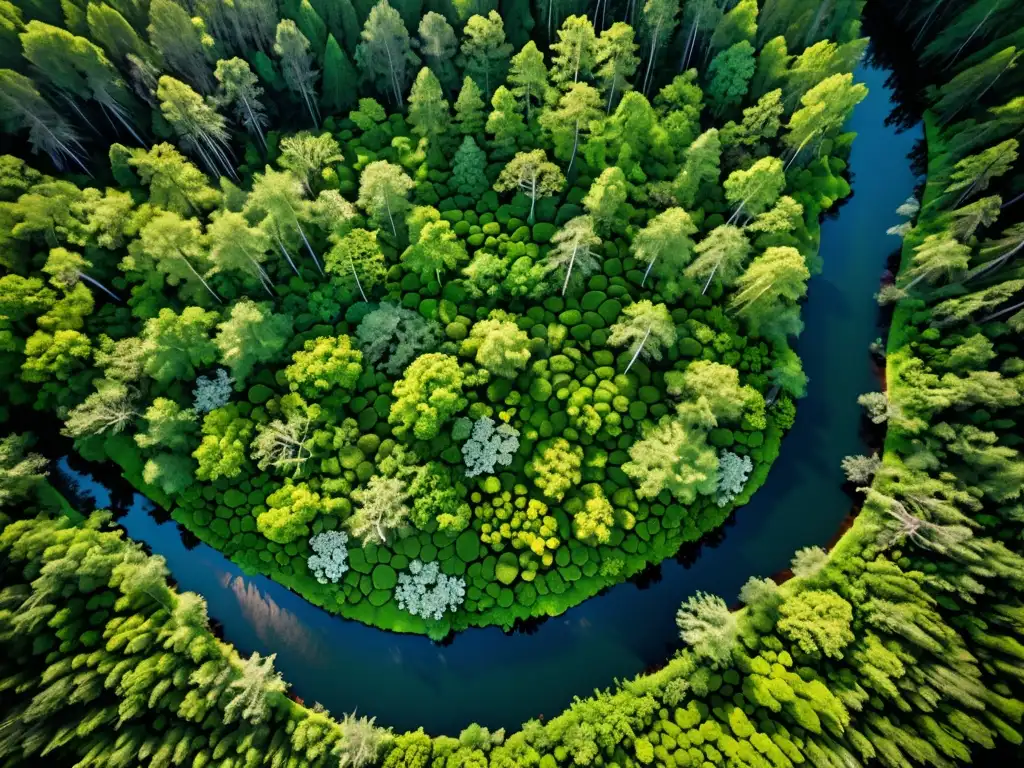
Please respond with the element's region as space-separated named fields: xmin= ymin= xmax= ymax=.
xmin=222 ymin=572 xmax=322 ymax=661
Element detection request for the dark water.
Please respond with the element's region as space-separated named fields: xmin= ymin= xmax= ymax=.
xmin=52 ymin=62 xmax=921 ymax=736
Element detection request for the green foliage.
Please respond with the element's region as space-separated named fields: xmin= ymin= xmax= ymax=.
xmin=284 ymin=335 xmax=364 ymax=399
xmin=462 ymin=309 xmax=531 ymax=377
xmin=389 ymin=353 xmax=467 ymax=439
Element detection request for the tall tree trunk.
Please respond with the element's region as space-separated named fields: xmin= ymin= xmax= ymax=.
xmin=241 ymin=95 xmax=267 ymax=150
xmin=562 ymin=243 xmax=579 ymax=295
xmin=78 ymin=272 xmax=121 ymax=302
xmin=275 ymin=235 xmax=301 ymax=276
xmin=177 ymin=251 xmax=222 ymax=303
xmin=624 ymin=325 xmax=652 ymax=373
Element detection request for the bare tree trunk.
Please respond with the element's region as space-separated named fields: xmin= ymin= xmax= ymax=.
xmin=562 ymin=243 xmax=579 ymax=295
xmin=567 ymin=119 xmax=581 ymax=176
xmin=624 ymin=326 xmax=653 ymax=373
xmin=275 ymin=235 xmax=301 ymax=276
xmin=980 ymin=297 xmax=1024 ymax=324
xmin=178 ymin=251 xmax=222 ymax=303
xmin=78 ymin=272 xmax=121 ymax=302
xmin=241 ymin=95 xmax=267 ymax=150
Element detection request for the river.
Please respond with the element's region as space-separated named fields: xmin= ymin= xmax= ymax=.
xmin=52 ymin=59 xmax=922 ymax=735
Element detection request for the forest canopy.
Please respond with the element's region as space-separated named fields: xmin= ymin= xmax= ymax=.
xmin=4 ymin=0 xmax=1024 ymax=767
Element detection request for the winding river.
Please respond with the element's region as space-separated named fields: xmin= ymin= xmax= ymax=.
xmin=52 ymin=59 xmax=922 ymax=735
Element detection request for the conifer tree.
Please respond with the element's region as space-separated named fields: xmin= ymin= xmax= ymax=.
xmin=321 ymin=33 xmax=359 ymax=114
xmin=355 ymin=0 xmax=419 ymax=107
xmin=486 ymin=86 xmax=526 ymax=155
xmin=408 ymin=67 xmax=451 ymax=143
xmin=508 ymin=39 xmax=549 ymax=120
xmin=453 ymin=75 xmax=486 ymax=135
xmin=539 ymin=81 xmax=601 ymax=173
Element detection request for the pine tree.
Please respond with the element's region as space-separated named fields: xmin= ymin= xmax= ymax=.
xmin=595 ymin=22 xmax=640 ymax=113
xmin=453 ymin=75 xmax=485 ymax=135
xmin=486 ymin=86 xmax=526 ymax=155
xmin=408 ymin=66 xmax=451 ymax=143
xmin=321 ymin=33 xmax=359 ymax=114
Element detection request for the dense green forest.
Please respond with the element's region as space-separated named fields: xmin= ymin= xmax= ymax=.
xmin=0 ymin=0 xmax=865 ymax=636
xmin=2 ymin=0 xmax=1024 ymax=766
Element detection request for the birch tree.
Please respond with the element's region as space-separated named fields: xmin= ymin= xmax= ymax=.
xmin=214 ymin=57 xmax=269 ymax=150
xmin=42 ymin=247 xmax=121 ymax=303
xmin=632 ymin=208 xmax=697 ymax=286
xmin=244 ymin=167 xmax=322 ymax=276
xmin=493 ymin=149 xmax=565 ymax=223
xmin=275 ymin=20 xmax=321 ymax=126
xmin=148 ymin=0 xmax=215 ymax=93
xmin=357 ymin=161 xmax=415 ymax=239
xmin=784 ymin=72 xmax=868 ymax=164
xmin=132 ymin=211 xmax=222 ymax=304
xmin=638 ymin=0 xmax=680 ymax=95
xmin=550 ymin=15 xmax=597 ymax=90
xmin=207 ymin=211 xmax=274 ymax=295
xmin=729 ymin=245 xmax=809 ymax=339
xmin=157 ymin=76 xmax=236 ymax=180
xmin=19 ymin=21 xmax=144 ymax=144
xmin=418 ymin=11 xmax=459 ymax=93
xmin=595 ymin=22 xmax=640 ymax=113
xmin=608 ymin=299 xmax=676 ymax=373
xmin=684 ymin=225 xmax=752 ymax=292
xmin=539 ymin=81 xmax=601 ymax=174
xmin=461 ymin=11 xmax=513 ymax=99
xmin=545 ymin=215 xmax=601 ymax=296
xmin=0 ymin=69 xmax=89 ymax=173
xmin=900 ymin=234 xmax=971 ymax=290
xmin=277 ymin=131 xmax=344 ymax=194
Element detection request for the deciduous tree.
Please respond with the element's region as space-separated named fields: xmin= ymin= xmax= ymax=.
xmin=355 ymin=0 xmax=419 ymax=107
xmin=460 ymin=11 xmax=512 ymax=97
xmin=493 ymin=149 xmax=565 ymax=223
xmin=608 ymin=299 xmax=676 ymax=373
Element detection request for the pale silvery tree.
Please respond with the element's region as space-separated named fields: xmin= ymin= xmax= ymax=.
xmin=193 ymin=369 xmax=234 ymax=413
xmin=461 ymin=417 xmax=520 ymax=477
xmin=715 ymin=450 xmax=752 ymax=507
xmin=307 ymin=531 xmax=350 ymax=584
xmin=394 ymin=560 xmax=466 ymax=620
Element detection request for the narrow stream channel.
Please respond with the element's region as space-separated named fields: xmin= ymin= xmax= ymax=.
xmin=53 ymin=59 xmax=922 ymax=735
